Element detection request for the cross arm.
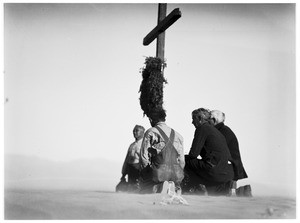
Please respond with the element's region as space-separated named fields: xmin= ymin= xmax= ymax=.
xmin=143 ymin=8 xmax=182 ymax=46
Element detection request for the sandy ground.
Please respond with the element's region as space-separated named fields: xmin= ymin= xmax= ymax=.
xmin=4 ymin=189 xmax=296 ymax=220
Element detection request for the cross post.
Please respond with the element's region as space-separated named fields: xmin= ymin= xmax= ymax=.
xmin=156 ymin=4 xmax=167 ymax=60
xmin=143 ymin=4 xmax=182 ymax=61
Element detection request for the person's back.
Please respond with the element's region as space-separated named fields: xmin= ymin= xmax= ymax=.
xmin=211 ymin=110 xmax=248 ymax=181
xmin=139 ymin=110 xmax=185 ymax=193
xmin=140 ymin=122 xmax=184 ymax=170
xmin=216 ymin=123 xmax=248 ymax=180
xmin=217 ymin=123 xmax=239 ymax=158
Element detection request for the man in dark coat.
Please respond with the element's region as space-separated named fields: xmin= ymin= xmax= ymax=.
xmin=183 ymin=108 xmax=234 ymax=195
xmin=210 ymin=110 xmax=248 ymax=181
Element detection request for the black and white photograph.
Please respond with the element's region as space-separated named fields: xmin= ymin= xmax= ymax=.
xmin=2 ymin=1 xmax=298 ymax=220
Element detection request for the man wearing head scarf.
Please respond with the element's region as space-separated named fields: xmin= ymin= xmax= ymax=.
xmin=183 ymin=108 xmax=234 ymax=195
xmin=210 ymin=110 xmax=248 ymax=182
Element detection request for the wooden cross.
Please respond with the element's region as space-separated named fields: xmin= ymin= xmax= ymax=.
xmin=143 ymin=4 xmax=182 ymax=60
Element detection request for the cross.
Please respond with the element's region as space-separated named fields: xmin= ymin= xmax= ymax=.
xmin=143 ymin=4 xmax=182 ymax=60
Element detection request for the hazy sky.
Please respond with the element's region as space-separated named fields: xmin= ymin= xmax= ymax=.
xmin=3 ymin=3 xmax=296 ymax=196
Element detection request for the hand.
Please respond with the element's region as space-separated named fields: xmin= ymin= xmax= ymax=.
xmin=148 ymin=147 xmax=157 ymax=156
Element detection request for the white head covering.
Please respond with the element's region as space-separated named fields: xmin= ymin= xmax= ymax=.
xmin=211 ymin=110 xmax=225 ymax=124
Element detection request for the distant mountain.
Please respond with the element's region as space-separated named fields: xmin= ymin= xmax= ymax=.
xmin=5 ymin=154 xmax=122 ymax=191
xmin=6 ymin=155 xmax=295 ymax=197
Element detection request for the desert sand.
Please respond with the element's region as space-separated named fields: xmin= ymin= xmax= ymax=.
xmin=4 ymin=189 xmax=296 ymax=220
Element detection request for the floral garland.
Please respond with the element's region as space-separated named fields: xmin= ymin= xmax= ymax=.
xmin=139 ymin=57 xmax=167 ymax=117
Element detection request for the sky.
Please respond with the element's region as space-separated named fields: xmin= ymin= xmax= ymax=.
xmin=2 ymin=2 xmax=297 ymax=196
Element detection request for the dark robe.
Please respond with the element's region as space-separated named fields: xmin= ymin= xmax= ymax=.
xmin=215 ymin=122 xmax=248 ymax=180
xmin=184 ymin=122 xmax=234 ymax=188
